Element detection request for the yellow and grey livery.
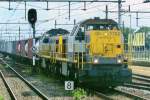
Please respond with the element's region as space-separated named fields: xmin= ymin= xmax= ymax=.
xmin=37 ymin=18 xmax=132 ymax=88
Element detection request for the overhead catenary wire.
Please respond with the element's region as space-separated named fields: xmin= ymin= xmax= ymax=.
xmin=36 ymin=2 xmax=111 ymax=24
xmin=38 ymin=1 xmax=147 ymax=24
xmin=0 ymin=2 xmax=85 ymax=32
xmin=0 ymin=1 xmax=141 ymax=34
xmin=0 ymin=2 xmax=21 ymax=29
xmin=1 ymin=1 xmax=98 ymax=37
xmin=1 ymin=1 xmax=150 ymax=39
xmin=1 ymin=2 xmax=148 ymax=26
xmin=2 ymin=1 xmax=150 ymax=23
xmin=27 ymin=1 xmax=150 ymax=33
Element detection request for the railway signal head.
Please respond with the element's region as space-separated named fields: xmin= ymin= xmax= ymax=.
xmin=28 ymin=9 xmax=37 ymax=25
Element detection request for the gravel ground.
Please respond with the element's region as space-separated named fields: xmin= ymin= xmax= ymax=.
xmin=12 ymin=64 xmax=101 ymax=100
xmin=6 ymin=77 xmax=42 ymax=100
xmin=8 ymin=62 xmax=75 ymax=100
xmin=2 ymin=57 xmax=138 ymax=100
xmin=0 ymin=61 xmax=42 ymax=100
xmin=108 ymin=93 xmax=131 ymax=100
xmin=117 ymin=86 xmax=150 ymax=99
xmin=98 ymin=89 xmax=133 ymax=100
xmin=130 ymin=65 xmax=150 ymax=76
xmin=132 ymin=79 xmax=149 ymax=84
xmin=25 ymin=75 xmax=73 ymax=100
xmin=22 ymin=73 xmax=101 ymax=100
xmin=0 ymin=77 xmax=11 ymax=100
xmin=121 ymin=65 xmax=150 ymax=99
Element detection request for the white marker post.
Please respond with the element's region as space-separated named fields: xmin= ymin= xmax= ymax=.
xmin=65 ymin=81 xmax=74 ymax=90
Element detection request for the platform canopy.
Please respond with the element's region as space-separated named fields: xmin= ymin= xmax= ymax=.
xmin=0 ymin=0 xmax=124 ymax=2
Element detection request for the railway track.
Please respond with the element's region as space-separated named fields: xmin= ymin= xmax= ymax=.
xmin=115 ymin=85 xmax=150 ymax=99
xmin=1 ymin=56 xmax=150 ymax=100
xmin=133 ymin=74 xmax=150 ymax=83
xmin=114 ymin=88 xmax=148 ymax=100
xmin=133 ymin=74 xmax=150 ymax=80
xmin=0 ymin=70 xmax=16 ymax=100
xmin=131 ymin=73 xmax=150 ymax=91
xmin=0 ymin=58 xmax=49 ymax=100
xmin=112 ymin=73 xmax=150 ymax=100
xmin=94 ymin=88 xmax=148 ymax=100
xmin=0 ymin=57 xmax=75 ymax=100
xmin=92 ymin=73 xmax=150 ymax=100
xmin=93 ymin=73 xmax=150 ymax=100
xmin=95 ymin=91 xmax=113 ymax=100
xmin=123 ymin=83 xmax=150 ymax=91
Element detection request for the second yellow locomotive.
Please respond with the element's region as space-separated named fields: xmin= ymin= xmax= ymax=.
xmin=37 ymin=17 xmax=132 ymax=88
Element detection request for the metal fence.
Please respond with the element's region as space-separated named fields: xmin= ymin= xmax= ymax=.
xmin=124 ymin=43 xmax=150 ymax=63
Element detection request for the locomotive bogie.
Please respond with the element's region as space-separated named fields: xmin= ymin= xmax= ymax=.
xmin=78 ymin=63 xmax=131 ymax=87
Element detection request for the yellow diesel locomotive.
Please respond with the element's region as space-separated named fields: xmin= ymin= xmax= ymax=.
xmin=37 ymin=18 xmax=132 ymax=88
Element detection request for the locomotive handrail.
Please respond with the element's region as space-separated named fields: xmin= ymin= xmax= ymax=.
xmin=37 ymin=40 xmax=134 ymax=66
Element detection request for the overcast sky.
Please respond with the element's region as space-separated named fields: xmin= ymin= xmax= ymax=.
xmin=0 ymin=0 xmax=149 ymax=40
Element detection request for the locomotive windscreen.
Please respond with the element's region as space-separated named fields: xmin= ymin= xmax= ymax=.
xmin=86 ymin=24 xmax=119 ymax=30
xmin=46 ymin=28 xmax=69 ymax=36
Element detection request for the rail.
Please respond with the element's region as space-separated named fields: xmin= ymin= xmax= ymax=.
xmin=95 ymin=91 xmax=113 ymax=100
xmin=0 ymin=58 xmax=49 ymax=100
xmin=114 ymin=88 xmax=147 ymax=100
xmin=0 ymin=71 xmax=17 ymax=100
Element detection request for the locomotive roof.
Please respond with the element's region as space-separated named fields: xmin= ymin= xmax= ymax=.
xmin=80 ymin=18 xmax=118 ymax=26
xmin=46 ymin=28 xmax=69 ymax=36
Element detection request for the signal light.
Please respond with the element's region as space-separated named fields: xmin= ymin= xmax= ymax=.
xmin=28 ymin=9 xmax=37 ymax=25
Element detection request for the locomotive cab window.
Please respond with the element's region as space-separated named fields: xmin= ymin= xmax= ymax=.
xmin=86 ymin=24 xmax=118 ymax=30
xmin=75 ymin=27 xmax=85 ymax=41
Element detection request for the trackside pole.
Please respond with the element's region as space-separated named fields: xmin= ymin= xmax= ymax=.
xmin=28 ymin=9 xmax=37 ymax=73
xmin=32 ymin=24 xmax=36 ymax=67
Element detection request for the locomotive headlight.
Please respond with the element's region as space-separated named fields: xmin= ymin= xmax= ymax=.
xmin=94 ymin=58 xmax=98 ymax=64
xmin=117 ymin=59 xmax=122 ymax=64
